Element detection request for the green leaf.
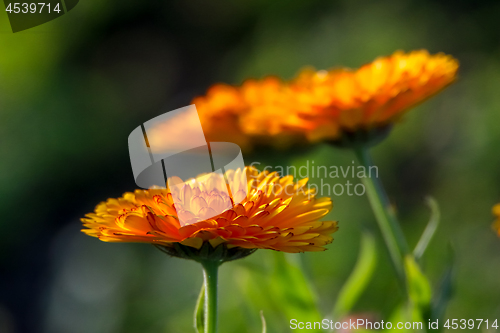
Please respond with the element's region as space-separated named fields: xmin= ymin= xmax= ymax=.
xmin=388 ymin=302 xmax=427 ymax=332
xmin=260 ymin=310 xmax=267 ymax=333
xmin=413 ymin=197 xmax=440 ymax=260
xmin=431 ymin=244 xmax=455 ymax=331
xmin=333 ymin=232 xmax=377 ymax=320
xmin=194 ymin=283 xmax=205 ymax=333
xmin=236 ymin=252 xmax=323 ymax=332
xmin=269 ymin=252 xmax=323 ymax=324
xmin=404 ymin=255 xmax=432 ymax=313
xmin=393 ymin=254 xmax=433 ymax=332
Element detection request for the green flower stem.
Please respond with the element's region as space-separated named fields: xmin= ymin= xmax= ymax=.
xmin=201 ymin=260 xmax=220 ymax=333
xmin=353 ymin=146 xmax=409 ymax=289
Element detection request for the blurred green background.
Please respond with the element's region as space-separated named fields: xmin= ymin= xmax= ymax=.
xmin=1 ymin=0 xmax=500 ymax=332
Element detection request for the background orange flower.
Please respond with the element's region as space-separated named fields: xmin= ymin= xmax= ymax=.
xmin=192 ymin=50 xmax=458 ymax=149
xmin=493 ymin=204 xmax=500 ymax=236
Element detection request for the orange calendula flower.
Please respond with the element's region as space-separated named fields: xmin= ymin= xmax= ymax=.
xmin=493 ymin=204 xmax=500 ymax=236
xmin=81 ymin=167 xmax=338 ymax=260
xmin=292 ymin=50 xmax=459 ymax=144
xmin=192 ymin=50 xmax=458 ymax=149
